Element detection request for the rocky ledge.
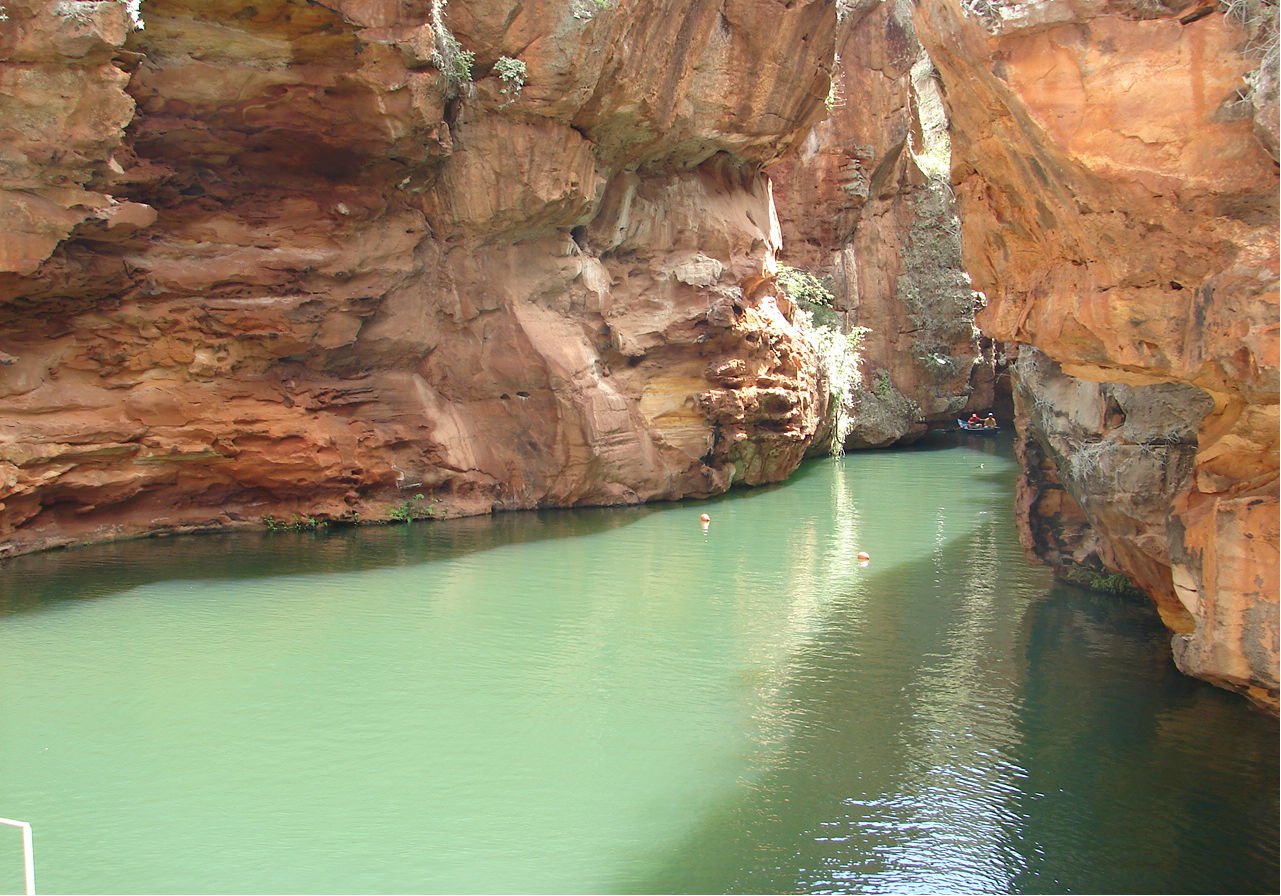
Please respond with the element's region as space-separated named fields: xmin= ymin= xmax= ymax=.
xmin=0 ymin=0 xmax=839 ymax=555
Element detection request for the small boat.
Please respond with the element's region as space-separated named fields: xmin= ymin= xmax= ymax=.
xmin=957 ymin=419 xmax=1000 ymax=433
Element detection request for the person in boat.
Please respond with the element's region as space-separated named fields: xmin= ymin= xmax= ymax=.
xmin=983 ymin=413 xmax=997 ymax=428
xmin=967 ymin=413 xmax=982 ymax=428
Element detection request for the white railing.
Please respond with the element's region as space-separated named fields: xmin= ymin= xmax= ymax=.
xmin=0 ymin=818 xmax=34 ymax=896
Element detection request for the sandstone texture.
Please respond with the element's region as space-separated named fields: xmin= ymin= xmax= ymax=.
xmin=914 ymin=0 xmax=1279 ymax=709
xmin=2 ymin=0 xmax=1276 ymax=713
xmin=771 ymin=0 xmax=994 ymax=449
xmin=0 ymin=0 xmax=833 ymax=555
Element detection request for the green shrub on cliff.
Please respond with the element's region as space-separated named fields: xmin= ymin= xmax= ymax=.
xmin=263 ymin=514 xmax=325 ymax=532
xmin=805 ymin=320 xmax=866 ymax=456
xmin=572 ymin=0 xmax=612 ymax=18
xmin=777 ymin=264 xmax=834 ymax=309
xmin=494 ymin=56 xmax=527 ymax=100
xmin=1062 ymin=565 xmax=1144 ymax=597
xmin=430 ymin=0 xmax=474 ymax=89
xmin=390 ymin=494 xmax=438 ymax=523
xmin=777 ymin=264 xmax=865 ymax=456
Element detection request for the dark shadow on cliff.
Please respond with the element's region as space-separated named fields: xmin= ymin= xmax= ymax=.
xmin=0 ymin=429 xmax=998 ymax=617
xmin=0 ymin=474 xmax=805 ymax=617
xmin=0 ymin=504 xmax=662 ymax=616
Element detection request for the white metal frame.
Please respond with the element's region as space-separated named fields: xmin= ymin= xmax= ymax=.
xmin=0 ymin=818 xmax=34 ymax=896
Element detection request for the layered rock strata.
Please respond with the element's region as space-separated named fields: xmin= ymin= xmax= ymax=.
xmin=0 ymin=0 xmax=836 ymax=555
xmin=771 ymin=0 xmax=993 ymax=449
xmin=914 ymin=0 xmax=1279 ymax=709
xmin=3 ymin=0 xmax=1275 ymax=714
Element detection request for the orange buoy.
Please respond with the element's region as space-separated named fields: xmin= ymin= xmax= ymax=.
xmin=699 ymin=513 xmax=711 ymax=523
xmin=856 ymin=551 xmax=871 ymax=562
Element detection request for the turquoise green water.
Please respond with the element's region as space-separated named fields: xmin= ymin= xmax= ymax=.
xmin=0 ymin=434 xmax=1276 ymax=894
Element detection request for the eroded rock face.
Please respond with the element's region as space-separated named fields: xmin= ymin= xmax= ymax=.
xmin=1012 ymin=348 xmax=1213 ymax=623
xmin=770 ymin=0 xmax=992 ymax=449
xmin=0 ymin=0 xmax=832 ymax=555
xmin=914 ymin=0 xmax=1279 ymax=709
xmin=0 ymin=1 xmax=149 ymax=275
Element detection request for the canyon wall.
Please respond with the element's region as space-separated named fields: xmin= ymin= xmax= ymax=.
xmin=914 ymin=0 xmax=1279 ymax=710
xmin=2 ymin=0 xmax=1275 ymax=710
xmin=771 ymin=0 xmax=994 ymax=448
xmin=0 ymin=0 xmax=841 ymax=555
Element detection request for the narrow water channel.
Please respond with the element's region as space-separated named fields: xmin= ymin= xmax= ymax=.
xmin=0 ymin=433 xmax=1276 ymax=894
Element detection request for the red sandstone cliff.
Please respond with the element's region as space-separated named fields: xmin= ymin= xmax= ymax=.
xmin=913 ymin=0 xmax=1279 ymax=710
xmin=0 ymin=0 xmax=836 ymax=554
xmin=2 ymin=0 xmax=1276 ymax=712
xmin=771 ymin=0 xmax=995 ymax=448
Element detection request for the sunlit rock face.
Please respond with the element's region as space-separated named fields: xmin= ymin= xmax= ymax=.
xmin=770 ymin=0 xmax=992 ymax=449
xmin=0 ymin=0 xmax=833 ymax=555
xmin=914 ymin=0 xmax=1279 ymax=710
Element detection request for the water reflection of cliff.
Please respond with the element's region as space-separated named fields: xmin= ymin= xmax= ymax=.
xmin=0 ymin=505 xmax=660 ymax=614
xmin=638 ymin=488 xmax=1277 ymax=895
xmin=1006 ymin=583 xmax=1280 ymax=895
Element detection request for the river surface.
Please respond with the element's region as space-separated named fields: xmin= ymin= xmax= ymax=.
xmin=0 ymin=433 xmax=1276 ymax=895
